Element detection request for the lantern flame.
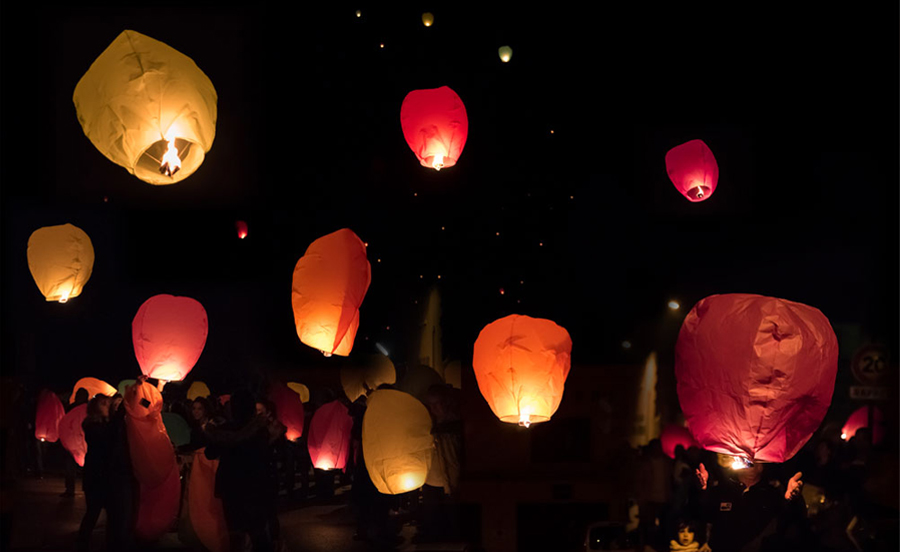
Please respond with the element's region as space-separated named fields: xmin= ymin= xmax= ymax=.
xmin=59 ymin=289 xmax=71 ymax=303
xmin=40 ymin=438 xmax=46 ymax=442
xmin=518 ymin=413 xmax=532 ymax=428
xmin=731 ymin=456 xmax=752 ymax=470
xmin=322 ymin=350 xmax=333 ymax=358
xmin=841 ymin=432 xmax=847 ymax=440
xmin=432 ymin=153 xmax=444 ymax=171
xmin=317 ymin=460 xmax=334 ymax=470
xmin=160 ymin=139 xmax=182 ymax=177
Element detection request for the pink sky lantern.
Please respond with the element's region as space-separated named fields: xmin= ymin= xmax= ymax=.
xmin=59 ymin=404 xmax=88 ymax=466
xmin=236 ymin=220 xmax=248 ymax=239
xmin=675 ymin=293 xmax=838 ymax=465
xmin=665 ymin=139 xmax=719 ymax=202
xmin=269 ymin=382 xmax=305 ymax=441
xmin=35 ymin=389 xmax=65 ymax=442
xmin=308 ymin=400 xmax=353 ymax=471
xmin=842 ymin=406 xmax=884 ymax=445
xmin=133 ymin=294 xmax=208 ymax=382
xmin=400 ymin=86 xmax=468 ymax=171
xmin=660 ymin=424 xmax=699 ymax=459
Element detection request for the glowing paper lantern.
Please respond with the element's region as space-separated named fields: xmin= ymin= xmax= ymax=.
xmin=124 ymin=381 xmax=176 ymax=487
xmin=473 ymin=314 xmax=572 ymax=427
xmin=73 ymin=30 xmax=217 ymax=185
xmin=269 ymin=383 xmax=305 ymax=441
xmin=665 ymin=139 xmax=719 ymax=202
xmin=35 ymin=390 xmax=65 ymax=442
xmin=291 ymin=229 xmax=371 ymax=356
xmin=133 ymin=294 xmax=208 ymax=381
xmin=161 ymin=412 xmax=191 ymax=447
xmin=59 ymin=404 xmax=88 ymax=466
xmin=118 ymin=379 xmax=136 ymax=397
xmin=498 ymin=45 xmax=513 ymax=62
xmin=187 ymin=381 xmax=211 ymax=401
xmin=660 ymin=424 xmax=699 ymax=459
xmin=287 ymin=382 xmax=311 ymax=403
xmin=842 ymin=406 xmax=885 ymax=445
xmin=236 ymin=220 xmax=248 ymax=239
xmin=70 ymin=377 xmax=117 ymax=404
xmin=341 ymin=354 xmax=396 ymax=402
xmin=675 ymin=294 xmax=838 ymax=464
xmin=363 ymin=390 xmax=433 ymax=494
xmin=134 ymin=461 xmax=181 ymax=541
xmin=400 ymin=86 xmax=468 ymax=170
xmin=27 ymin=224 xmax=94 ymax=303
xmin=307 ymin=400 xmax=353 ymax=471
xmin=422 ymin=12 xmax=434 ymax=26
xmin=189 ymin=449 xmax=229 ymax=552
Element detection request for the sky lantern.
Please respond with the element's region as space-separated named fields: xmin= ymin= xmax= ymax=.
xmin=291 ymin=229 xmax=371 ymax=356
xmin=422 ymin=12 xmax=434 ymax=26
xmin=341 ymin=354 xmax=396 ymax=402
xmin=189 ymin=450 xmax=229 ymax=552
xmin=35 ymin=389 xmax=65 ymax=442
xmin=307 ymin=400 xmax=354 ymax=471
xmin=73 ymin=30 xmax=217 ymax=185
xmin=27 ymin=224 xmax=94 ymax=303
xmin=269 ymin=382 xmax=305 ymax=441
xmin=362 ymin=389 xmax=434 ymax=494
xmin=133 ymin=294 xmax=208 ymax=382
xmin=236 ymin=220 xmax=248 ymax=239
xmin=842 ymin=406 xmax=884 ymax=445
xmin=124 ymin=380 xmax=177 ymax=487
xmin=400 ymin=86 xmax=468 ymax=171
xmin=69 ymin=377 xmax=117 ymax=404
xmin=287 ymin=382 xmax=311 ymax=403
xmin=498 ymin=45 xmax=513 ymax=62
xmin=187 ymin=381 xmax=211 ymax=401
xmin=665 ymin=139 xmax=719 ymax=202
xmin=59 ymin=404 xmax=88 ymax=466
xmin=472 ymin=314 xmax=572 ymax=428
xmin=675 ymin=294 xmax=838 ymax=466
xmin=660 ymin=424 xmax=699 ymax=459
xmin=161 ymin=412 xmax=191 ymax=447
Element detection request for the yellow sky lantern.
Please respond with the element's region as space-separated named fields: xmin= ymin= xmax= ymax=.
xmin=422 ymin=12 xmax=434 ymax=26
xmin=287 ymin=382 xmax=311 ymax=403
xmin=27 ymin=224 xmax=94 ymax=303
xmin=498 ymin=45 xmax=513 ymax=62
xmin=187 ymin=381 xmax=211 ymax=401
xmin=73 ymin=30 xmax=217 ymax=185
xmin=362 ymin=389 xmax=433 ymax=495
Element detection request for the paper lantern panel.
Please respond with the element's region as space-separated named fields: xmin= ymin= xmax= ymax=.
xmin=70 ymin=377 xmax=117 ymax=404
xmin=187 ymin=381 xmax=211 ymax=401
xmin=287 ymin=382 xmax=310 ymax=403
xmin=308 ymin=400 xmax=353 ymax=471
xmin=27 ymin=224 xmax=94 ymax=303
xmin=665 ymin=139 xmax=719 ymax=202
xmin=363 ymin=390 xmax=433 ymax=495
xmin=125 ymin=381 xmax=176 ymax=487
xmin=59 ymin=404 xmax=88 ymax=466
xmin=35 ymin=389 xmax=66 ymax=442
xmin=660 ymin=424 xmax=699 ymax=459
xmin=189 ymin=449 xmax=229 ymax=552
xmin=400 ymin=86 xmax=468 ymax=170
xmin=133 ymin=294 xmax=208 ymax=381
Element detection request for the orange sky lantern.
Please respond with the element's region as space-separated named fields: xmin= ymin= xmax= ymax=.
xmin=133 ymin=294 xmax=208 ymax=382
xmin=473 ymin=314 xmax=572 ymax=427
xmin=400 ymin=86 xmax=468 ymax=171
xmin=675 ymin=294 xmax=838 ymax=466
xmin=308 ymin=400 xmax=354 ymax=471
xmin=292 ymin=229 xmax=371 ymax=356
xmin=189 ymin=450 xmax=228 ymax=552
xmin=363 ymin=389 xmax=434 ymax=494
xmin=69 ymin=377 xmax=117 ymax=404
xmin=666 ymin=139 xmax=719 ymax=202
xmin=59 ymin=404 xmax=88 ymax=466
xmin=27 ymin=224 xmax=94 ymax=303
xmin=73 ymin=30 xmax=217 ymax=185
xmin=35 ymin=390 xmax=65 ymax=442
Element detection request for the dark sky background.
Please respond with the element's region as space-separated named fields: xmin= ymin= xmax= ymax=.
xmin=2 ymin=3 xmax=897 ymax=394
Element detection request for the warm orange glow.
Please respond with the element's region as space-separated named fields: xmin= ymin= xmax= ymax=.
xmin=432 ymin=152 xmax=444 ymax=170
xmin=400 ymin=86 xmax=468 ymax=171
xmin=160 ymin=138 xmax=182 ymax=176
xmin=731 ymin=456 xmax=752 ymax=470
xmin=59 ymin=289 xmax=71 ymax=303
xmin=422 ymin=12 xmax=434 ymax=26
xmin=27 ymin=224 xmax=94 ymax=303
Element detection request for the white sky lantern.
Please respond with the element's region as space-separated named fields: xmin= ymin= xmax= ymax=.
xmin=73 ymin=30 xmax=217 ymax=185
xmin=363 ymin=389 xmax=433 ymax=495
xmin=498 ymin=45 xmax=513 ymax=63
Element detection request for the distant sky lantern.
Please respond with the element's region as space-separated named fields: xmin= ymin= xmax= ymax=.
xmin=308 ymin=400 xmax=354 ymax=471
xmin=400 ymin=86 xmax=468 ymax=171
xmin=341 ymin=354 xmax=397 ymax=402
xmin=27 ymin=224 xmax=94 ymax=303
xmin=422 ymin=12 xmax=434 ymax=26
xmin=187 ymin=381 xmax=211 ymax=401
xmin=363 ymin=390 xmax=434 ymax=494
xmin=675 ymin=294 xmax=838 ymax=465
xmin=73 ymin=30 xmax=217 ymax=185
xmin=236 ymin=220 xmax=248 ymax=239
xmin=665 ymin=139 xmax=719 ymax=202
xmin=35 ymin=389 xmax=65 ymax=442
xmin=133 ymin=294 xmax=208 ymax=382
xmin=269 ymin=383 xmax=305 ymax=441
xmin=70 ymin=377 xmax=117 ymax=404
xmin=292 ymin=229 xmax=371 ymax=357
xmin=287 ymin=382 xmax=311 ymax=403
xmin=842 ymin=406 xmax=884 ymax=445
xmin=59 ymin=404 xmax=88 ymax=466
xmin=660 ymin=424 xmax=699 ymax=459
xmin=498 ymin=45 xmax=513 ymax=62
xmin=473 ymin=314 xmax=572 ymax=427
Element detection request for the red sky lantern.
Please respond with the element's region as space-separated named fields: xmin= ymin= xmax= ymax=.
xmin=134 ymin=461 xmax=181 ymax=541
xmin=473 ymin=314 xmax=572 ymax=428
xmin=269 ymin=382 xmax=305 ymax=441
xmin=307 ymin=400 xmax=354 ymax=471
xmin=660 ymin=424 xmax=699 ymax=459
xmin=35 ymin=389 xmax=65 ymax=442
xmin=69 ymin=377 xmax=117 ymax=404
xmin=842 ymin=406 xmax=884 ymax=445
xmin=59 ymin=403 xmax=88 ymax=466
xmin=236 ymin=220 xmax=248 ymax=239
xmin=665 ymin=139 xmax=719 ymax=202
xmin=292 ymin=229 xmax=371 ymax=356
xmin=675 ymin=294 xmax=838 ymax=465
xmin=400 ymin=86 xmax=468 ymax=171
xmin=133 ymin=294 xmax=208 ymax=382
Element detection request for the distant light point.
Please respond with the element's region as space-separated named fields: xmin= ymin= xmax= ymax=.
xmin=622 ymin=341 xmax=632 ymax=349
xmin=668 ymin=300 xmax=680 ymax=310
xmin=356 ymin=10 xmax=361 ymax=18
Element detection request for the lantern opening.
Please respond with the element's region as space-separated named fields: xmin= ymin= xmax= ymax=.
xmin=159 ymin=139 xmax=182 ymax=177
xmin=40 ymin=438 xmax=46 ymax=442
xmin=686 ymin=183 xmax=711 ymax=201
xmin=322 ymin=350 xmax=333 ymax=358
xmin=59 ymin=289 xmax=71 ymax=303
xmin=731 ymin=456 xmax=753 ymax=470
xmin=432 ymin=153 xmax=444 ymax=171
xmin=316 ymin=460 xmax=335 ymax=470
xmin=519 ymin=414 xmax=531 ymax=428
xmin=135 ymin=138 xmax=201 ymax=184
xmin=841 ymin=433 xmax=847 ymax=440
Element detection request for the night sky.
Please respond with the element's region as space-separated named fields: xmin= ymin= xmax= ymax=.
xmin=2 ymin=3 xmax=897 ymax=394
